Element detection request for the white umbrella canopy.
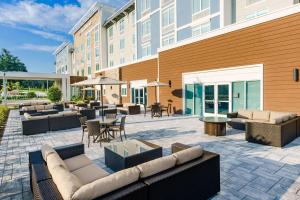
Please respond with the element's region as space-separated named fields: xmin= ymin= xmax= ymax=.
xmin=145 ymin=81 xmax=168 ymax=103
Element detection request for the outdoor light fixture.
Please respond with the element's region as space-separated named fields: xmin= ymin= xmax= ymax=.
xmin=169 ymin=80 xmax=172 ymax=87
xmin=293 ymin=68 xmax=299 ymax=82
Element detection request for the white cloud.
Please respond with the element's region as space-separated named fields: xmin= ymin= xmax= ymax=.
xmin=19 ymin=43 xmax=58 ymax=52
xmin=0 ymin=0 xmax=128 ymax=33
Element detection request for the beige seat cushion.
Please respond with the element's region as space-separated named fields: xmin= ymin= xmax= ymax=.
xmin=72 ymin=167 xmax=140 ymax=200
xmin=24 ymin=113 xmax=32 ymax=120
xmin=172 ymin=146 xmax=203 ymax=165
xmin=45 ymin=104 xmax=54 ymax=110
xmin=237 ymin=109 xmax=253 ymax=119
xmin=252 ymin=110 xmax=270 ymax=122
xmin=64 ymin=155 xmax=92 ymax=172
xmin=51 ymin=165 xmax=82 ymax=200
xmin=41 ymin=144 xmax=56 ymax=161
xmin=36 ymin=105 xmax=45 ymax=110
xmin=64 ymin=112 xmax=78 ymax=117
xmin=137 ymin=155 xmax=176 ymax=178
xmin=230 ymin=118 xmax=248 ymax=123
xmin=47 ymin=152 xmax=68 ymax=173
xmin=72 ymin=164 xmax=109 ymax=185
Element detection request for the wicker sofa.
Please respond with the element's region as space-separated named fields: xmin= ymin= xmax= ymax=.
xmin=227 ymin=110 xmax=298 ymax=147
xmin=118 ymin=103 xmax=141 ymax=115
xmin=20 ymin=103 xmax=64 ymax=115
xmin=22 ymin=112 xmax=81 ymax=135
xmin=29 ymin=143 xmax=220 ymax=200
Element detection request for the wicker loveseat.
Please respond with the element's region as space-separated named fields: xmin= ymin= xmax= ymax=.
xmin=29 ymin=143 xmax=220 ymax=200
xmin=22 ymin=112 xmax=81 ymax=135
xmin=227 ymin=110 xmax=299 ymax=147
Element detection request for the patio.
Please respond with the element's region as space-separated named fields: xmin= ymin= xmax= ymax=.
xmin=1 ymin=110 xmax=300 ymax=200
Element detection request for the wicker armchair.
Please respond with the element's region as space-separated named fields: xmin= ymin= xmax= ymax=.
xmin=109 ymin=116 xmax=127 ymax=141
xmin=79 ymin=116 xmax=87 ymax=142
xmin=86 ymin=120 xmax=106 ymax=147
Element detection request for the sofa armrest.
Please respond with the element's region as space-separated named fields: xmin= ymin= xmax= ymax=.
xmin=227 ymin=112 xmax=238 ymax=118
xmin=55 ymin=143 xmax=84 ymax=160
xmin=171 ymin=143 xmax=191 ymax=153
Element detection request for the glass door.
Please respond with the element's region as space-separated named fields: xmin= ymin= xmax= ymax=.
xmin=204 ymin=85 xmax=215 ymax=115
xmin=132 ymin=87 xmax=146 ymax=105
xmin=217 ymin=84 xmax=229 ymax=115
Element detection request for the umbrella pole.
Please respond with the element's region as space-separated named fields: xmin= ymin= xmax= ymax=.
xmin=101 ymin=85 xmax=104 ymax=120
xmin=155 ymin=86 xmax=157 ymax=104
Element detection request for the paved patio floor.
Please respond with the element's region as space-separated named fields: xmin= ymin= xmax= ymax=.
xmin=1 ymin=110 xmax=300 ymax=200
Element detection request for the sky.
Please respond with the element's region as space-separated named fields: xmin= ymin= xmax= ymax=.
xmin=0 ymin=0 xmax=129 ymax=73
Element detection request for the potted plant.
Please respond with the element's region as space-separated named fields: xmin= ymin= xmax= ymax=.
xmin=47 ymin=86 xmax=64 ymax=111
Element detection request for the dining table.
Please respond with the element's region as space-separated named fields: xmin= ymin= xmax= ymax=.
xmin=89 ymin=117 xmax=118 ymax=142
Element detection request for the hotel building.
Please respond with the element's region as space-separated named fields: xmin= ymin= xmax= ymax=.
xmin=54 ymin=42 xmax=74 ymax=75
xmin=66 ymin=0 xmax=300 ymax=115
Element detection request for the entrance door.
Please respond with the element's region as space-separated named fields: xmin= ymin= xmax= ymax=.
xmin=204 ymin=84 xmax=230 ymax=116
xmin=217 ymin=84 xmax=229 ymax=115
xmin=132 ymin=87 xmax=146 ymax=105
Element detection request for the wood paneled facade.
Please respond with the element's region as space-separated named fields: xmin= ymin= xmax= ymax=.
xmin=118 ymin=12 xmax=300 ymax=114
xmin=120 ymin=59 xmax=158 ymax=105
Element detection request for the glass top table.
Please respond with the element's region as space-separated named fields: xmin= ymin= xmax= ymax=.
xmin=105 ymin=139 xmax=159 ymax=157
xmin=104 ymin=139 xmax=162 ymax=171
xmin=200 ymin=117 xmax=230 ymax=123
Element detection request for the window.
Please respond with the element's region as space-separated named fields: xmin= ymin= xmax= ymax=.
xmin=141 ymin=0 xmax=150 ymax=12
xmin=108 ymin=26 xmax=113 ymax=38
xmin=192 ymin=22 xmax=210 ymax=37
xmin=131 ymin=11 xmax=136 ymax=25
xmin=246 ymin=0 xmax=263 ymax=6
xmin=192 ymin=0 xmax=209 ymax=14
xmin=109 ymin=60 xmax=114 ymax=67
xmin=77 ymin=70 xmax=79 ymax=76
xmin=87 ymin=33 xmax=91 ymax=48
xmin=88 ymin=66 xmax=91 ymax=75
xmin=95 ymin=48 xmax=100 ymax=58
xmin=162 ymin=34 xmax=175 ymax=46
xmin=109 ymin=44 xmax=114 ymax=54
xmin=119 ymin=18 xmax=125 ymax=34
xmin=162 ymin=6 xmax=174 ymax=27
xmin=81 ymin=69 xmax=84 ymax=76
xmin=94 ymin=27 xmax=99 ymax=43
xmin=87 ymin=52 xmax=91 ymax=61
xmin=142 ymin=43 xmax=151 ymax=57
xmin=121 ymin=84 xmax=127 ymax=96
xmin=120 ymin=56 xmax=125 ymax=64
xmin=96 ymin=63 xmax=100 ymax=71
xmin=120 ymin=38 xmax=125 ymax=50
xmin=246 ymin=9 xmax=268 ymax=20
xmin=142 ymin=19 xmax=151 ymax=37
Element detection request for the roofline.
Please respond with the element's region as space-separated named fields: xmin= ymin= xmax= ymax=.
xmin=69 ymin=2 xmax=116 ymax=35
xmin=103 ymin=0 xmax=135 ymax=27
xmin=53 ymin=42 xmax=71 ymax=55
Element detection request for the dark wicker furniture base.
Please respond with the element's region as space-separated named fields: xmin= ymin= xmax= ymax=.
xmin=105 ymin=140 xmax=162 ymax=171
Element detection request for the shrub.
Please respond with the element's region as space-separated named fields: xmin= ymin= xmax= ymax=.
xmin=47 ymin=86 xmax=62 ymax=103
xmin=0 ymin=105 xmax=9 ymax=129
xmin=71 ymin=95 xmax=82 ymax=102
xmin=27 ymin=91 xmax=36 ymax=99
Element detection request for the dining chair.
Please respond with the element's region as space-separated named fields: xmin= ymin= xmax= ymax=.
xmin=79 ymin=116 xmax=87 ymax=142
xmin=86 ymin=120 xmax=106 ymax=147
xmin=108 ymin=116 xmax=126 ymax=141
xmin=161 ymin=103 xmax=172 ymax=117
xmin=151 ymin=104 xmax=161 ymax=118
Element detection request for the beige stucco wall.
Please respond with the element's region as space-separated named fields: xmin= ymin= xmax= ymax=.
xmin=106 ymin=10 xmax=136 ymax=69
xmin=73 ymin=10 xmax=101 ymax=78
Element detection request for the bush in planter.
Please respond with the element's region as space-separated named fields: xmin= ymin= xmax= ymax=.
xmin=47 ymin=86 xmax=62 ymax=103
xmin=27 ymin=91 xmax=36 ymax=99
xmin=0 ymin=105 xmax=9 ymax=131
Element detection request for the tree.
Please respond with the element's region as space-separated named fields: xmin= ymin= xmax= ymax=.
xmin=47 ymin=86 xmax=62 ymax=103
xmin=0 ymin=49 xmax=27 ymax=72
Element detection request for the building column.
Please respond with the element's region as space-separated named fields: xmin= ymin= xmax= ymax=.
xmin=61 ymin=78 xmax=67 ymax=101
xmin=66 ymin=76 xmax=71 ymax=101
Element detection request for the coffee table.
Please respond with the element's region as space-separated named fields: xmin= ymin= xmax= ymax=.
xmin=200 ymin=117 xmax=230 ymax=136
xmin=104 ymin=139 xmax=162 ymax=171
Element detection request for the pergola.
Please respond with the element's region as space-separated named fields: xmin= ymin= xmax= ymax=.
xmin=0 ymin=71 xmax=71 ymax=103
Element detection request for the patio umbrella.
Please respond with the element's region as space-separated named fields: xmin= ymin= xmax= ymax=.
xmin=146 ymin=81 xmax=168 ymax=103
xmin=72 ymin=77 xmax=127 ymax=119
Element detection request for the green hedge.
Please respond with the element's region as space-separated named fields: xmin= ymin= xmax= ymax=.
xmin=0 ymin=105 xmax=9 ymax=129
